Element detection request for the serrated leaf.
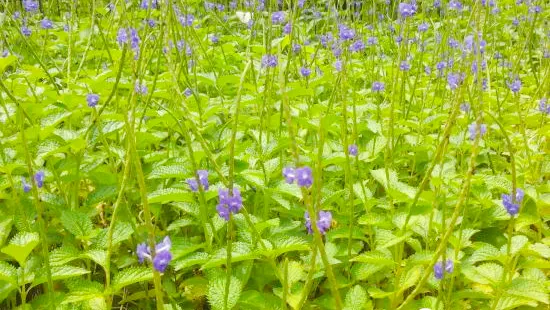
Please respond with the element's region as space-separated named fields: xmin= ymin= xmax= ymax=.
xmin=60 ymin=210 xmax=93 ymax=239
xmin=202 ymin=242 xmax=258 ymax=269
xmin=0 ymin=262 xmax=17 ymax=287
xmin=399 ymin=265 xmax=422 ymax=293
xmin=207 ymin=276 xmax=242 ymax=310
xmin=93 ymin=222 xmax=134 ymax=248
xmin=148 ymin=164 xmax=188 ymax=179
xmin=1 ymin=232 xmax=39 ymax=266
xmin=33 ymin=266 xmax=90 ymax=288
xmin=148 ymin=188 xmax=194 ymax=204
xmin=112 ymin=267 xmax=154 ymax=292
xmin=351 ymin=250 xmax=394 ymax=266
xmin=50 ymin=245 xmax=81 ymax=266
xmin=262 ymin=236 xmax=309 ymax=258
xmin=506 ymin=277 xmax=548 ymax=304
xmin=344 ymin=285 xmax=369 ymax=310
xmin=81 ymin=250 xmax=107 ymax=269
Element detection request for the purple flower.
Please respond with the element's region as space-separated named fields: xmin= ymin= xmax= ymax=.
xmin=436 ymin=61 xmax=446 ymax=72
xmin=399 ymin=3 xmax=416 ymax=17
xmin=283 ymin=167 xmax=296 ymax=184
xmin=153 ymin=250 xmax=172 ymax=272
xmin=334 ymin=60 xmax=343 ymax=72
xmin=211 ymin=35 xmax=219 ymax=44
xmin=418 ymin=22 xmax=429 ymax=32
xmin=13 ymin=11 xmax=21 ymax=20
xmin=348 ymin=144 xmax=358 ymax=156
xmin=468 ymin=123 xmax=487 ymax=140
xmin=261 ymin=54 xmax=278 ymax=68
xmin=87 ymin=94 xmax=99 ymax=107
xmin=135 ymin=82 xmax=148 ymax=95
xmin=295 ymin=166 xmax=313 ymax=187
xmin=272 ymin=11 xmax=285 ymax=24
xmin=424 ymin=66 xmax=431 ymax=75
xmin=187 ymin=179 xmax=199 ymax=192
xmin=400 ymin=61 xmax=411 ymax=71
xmin=350 ymin=40 xmax=365 ymax=52
xmin=502 ymin=188 xmax=524 ymax=216
xmin=197 ymin=170 xmax=208 ymax=190
xmin=1 ymin=50 xmax=8 ymax=57
xmin=298 ymin=0 xmax=305 ymax=8
xmin=300 ymin=67 xmax=311 ymax=77
xmin=22 ymin=177 xmax=32 ymax=193
xmin=283 ymin=23 xmax=292 ymax=35
xmin=507 ymin=78 xmax=521 ymax=93
xmin=184 ymin=88 xmax=192 ymax=97
xmin=338 ymin=24 xmax=355 ymax=40
xmin=539 ymin=98 xmax=549 ymax=114
xmin=23 ymin=0 xmax=39 ymax=12
xmin=140 ymin=0 xmax=159 ymax=9
xmin=447 ymin=73 xmax=462 ymax=90
xmin=34 ymin=171 xmax=45 ymax=188
xmin=178 ymin=14 xmax=194 ymax=27
xmin=434 ymin=261 xmax=444 ymax=279
xmin=372 ymin=81 xmax=385 ymax=92
xmin=216 ymin=188 xmax=243 ymax=221
xmin=22 ymin=25 xmax=32 ymax=37
xmin=445 ymin=259 xmax=454 ymax=273
xmin=448 ymin=0 xmax=463 ymax=10
xmin=367 ymin=36 xmax=378 ymax=46
xmin=460 ymin=103 xmax=470 ymax=112
xmin=305 ymin=210 xmax=333 ymax=235
xmin=147 ymin=19 xmax=156 ymax=27
xmin=292 ymin=43 xmax=301 ymax=54
xmin=137 ymin=236 xmax=172 ymax=272
xmin=41 ymin=18 xmax=53 ymax=30
xmin=117 ymin=28 xmax=128 ymax=46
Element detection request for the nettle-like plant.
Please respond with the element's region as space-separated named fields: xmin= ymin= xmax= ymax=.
xmin=0 ymin=0 xmax=549 ymax=309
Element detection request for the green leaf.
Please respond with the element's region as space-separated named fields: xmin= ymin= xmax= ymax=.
xmin=262 ymin=236 xmax=309 ymax=258
xmin=148 ymin=188 xmax=194 ymax=204
xmin=33 ymin=266 xmax=90 ymax=288
xmin=60 ymin=210 xmax=93 ymax=239
xmin=344 ymin=285 xmax=370 ymax=310
xmin=1 ymin=232 xmax=39 ymax=266
xmin=112 ymin=267 xmax=154 ymax=292
xmin=207 ymin=276 xmax=242 ymax=310
xmin=93 ymin=222 xmax=134 ymax=248
xmin=351 ymin=250 xmax=394 ymax=267
xmin=81 ymin=250 xmax=107 ymax=269
xmin=399 ymin=265 xmax=422 ymax=293
xmin=508 ymin=235 xmax=528 ymax=256
xmin=148 ymin=164 xmax=188 ymax=179
xmin=0 ymin=261 xmax=18 ymax=287
xmin=202 ymin=242 xmax=258 ymax=269
xmin=0 ymin=55 xmax=18 ymax=73
xmin=506 ymin=277 xmax=549 ymax=304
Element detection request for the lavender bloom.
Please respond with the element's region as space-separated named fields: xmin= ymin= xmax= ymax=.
xmin=135 ymin=82 xmax=148 ymax=95
xmin=34 ymin=171 xmax=45 ymax=188
xmin=136 ymin=243 xmax=151 ymax=263
xmin=399 ymin=3 xmax=416 ymax=17
xmin=187 ymin=179 xmax=199 ymax=192
xmin=178 ymin=14 xmax=194 ymax=27
xmin=448 ymin=38 xmax=459 ymax=49
xmin=334 ymin=60 xmax=343 ymax=72
xmin=153 ymin=250 xmax=172 ymax=272
xmin=434 ymin=261 xmax=444 ymax=279
xmin=41 ymin=18 xmax=53 ymax=29
xmin=292 ymin=43 xmax=301 ymax=54
xmin=22 ymin=25 xmax=32 ymax=37
xmin=117 ymin=28 xmax=128 ymax=46
xmin=87 ymin=94 xmax=99 ymax=107
xmin=460 ymin=103 xmax=470 ymax=112
xmin=1 ymin=50 xmax=8 ymax=57
xmin=448 ymin=0 xmax=463 ymax=10
xmin=197 ymin=170 xmax=208 ymax=190
xmin=283 ymin=167 xmax=296 ymax=184
xmin=348 ymin=144 xmax=358 ymax=156
xmin=13 ymin=11 xmax=21 ymax=20
xmin=147 ymin=19 xmax=156 ymax=27
xmin=22 ymin=177 xmax=32 ymax=193
xmin=272 ymin=11 xmax=285 ymax=24
xmin=23 ymin=0 xmax=39 ymax=12
xmin=350 ymin=40 xmax=365 ymax=52
xmin=283 ymin=23 xmax=292 ymax=35
xmin=447 ymin=73 xmax=461 ymax=90
xmin=425 ymin=66 xmax=431 ymax=75
xmin=468 ymin=123 xmax=487 ymax=140
xmin=507 ymin=78 xmax=521 ymax=93
xmin=295 ymin=167 xmax=313 ymax=187
xmin=418 ymin=22 xmax=429 ymax=32
xmin=367 ymin=36 xmax=378 ymax=46
xmin=304 ymin=211 xmax=333 ymax=235
xmin=298 ymin=0 xmax=305 ymax=8
xmin=332 ymin=46 xmax=342 ymax=58
xmin=216 ymin=188 xmax=243 ymax=221
xmin=338 ymin=24 xmax=355 ymax=40
xmin=140 ymin=0 xmax=159 ymax=9
xmin=300 ymin=67 xmax=311 ymax=77
xmin=539 ymin=98 xmax=549 ymax=114
xmin=261 ymin=54 xmax=278 ymax=68
xmin=400 ymin=61 xmax=411 ymax=71
xmin=372 ymin=81 xmax=385 ymax=92
xmin=445 ymin=259 xmax=454 ymax=273
xmin=436 ymin=61 xmax=446 ymax=72
xmin=502 ymin=188 xmax=524 ymax=216
xmin=211 ymin=35 xmax=219 ymax=44
xmin=184 ymin=88 xmax=192 ymax=97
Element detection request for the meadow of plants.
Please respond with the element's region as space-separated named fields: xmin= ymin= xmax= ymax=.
xmin=0 ymin=0 xmax=549 ymax=309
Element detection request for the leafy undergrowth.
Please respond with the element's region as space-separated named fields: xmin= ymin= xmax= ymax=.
xmin=0 ymin=0 xmax=549 ymax=310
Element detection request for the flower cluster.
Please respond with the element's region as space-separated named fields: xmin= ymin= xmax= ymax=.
xmin=137 ymin=236 xmax=172 ymax=272
xmin=468 ymin=123 xmax=487 ymax=140
xmin=261 ymin=54 xmax=278 ymax=68
xmin=372 ymin=81 xmax=385 ymax=92
xmin=87 ymin=94 xmax=99 ymax=107
xmin=187 ymin=170 xmax=209 ymax=192
xmin=216 ymin=188 xmax=243 ymax=221
xmin=434 ymin=259 xmax=454 ymax=279
xmin=117 ymin=28 xmax=140 ymax=59
xmin=304 ymin=210 xmax=332 ymax=235
xmin=502 ymin=188 xmax=524 ymax=216
xmin=283 ymin=166 xmax=313 ymax=187
xmin=398 ymin=2 xmax=417 ymax=18
xmin=539 ymin=98 xmax=550 ymax=114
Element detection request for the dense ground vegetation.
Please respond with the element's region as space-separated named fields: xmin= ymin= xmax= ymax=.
xmin=0 ymin=0 xmax=549 ymax=309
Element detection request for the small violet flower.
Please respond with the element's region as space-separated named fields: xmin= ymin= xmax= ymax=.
xmin=87 ymin=94 xmax=99 ymax=107
xmin=41 ymin=18 xmax=53 ymax=30
xmin=22 ymin=177 xmax=32 ymax=193
xmin=372 ymin=81 xmax=385 ymax=92
xmin=216 ymin=188 xmax=243 ymax=221
xmin=34 ymin=171 xmax=45 ymax=188
xmin=434 ymin=259 xmax=454 ymax=279
xmin=502 ymin=188 xmax=524 ymax=216
xmin=468 ymin=123 xmax=487 ymax=140
xmin=305 ymin=210 xmax=332 ymax=235
xmin=295 ymin=166 xmax=313 ymax=187
xmin=348 ymin=144 xmax=358 ymax=156
xmin=137 ymin=236 xmax=172 ymax=272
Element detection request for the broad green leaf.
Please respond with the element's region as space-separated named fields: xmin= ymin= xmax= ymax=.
xmin=344 ymin=285 xmax=370 ymax=310
xmin=207 ymin=276 xmax=242 ymax=310
xmin=148 ymin=188 xmax=194 ymax=204
xmin=1 ymin=232 xmax=39 ymax=266
xmin=0 ymin=262 xmax=17 ymax=287
xmin=112 ymin=267 xmax=154 ymax=292
xmin=60 ymin=210 xmax=93 ymax=239
xmin=33 ymin=266 xmax=90 ymax=288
